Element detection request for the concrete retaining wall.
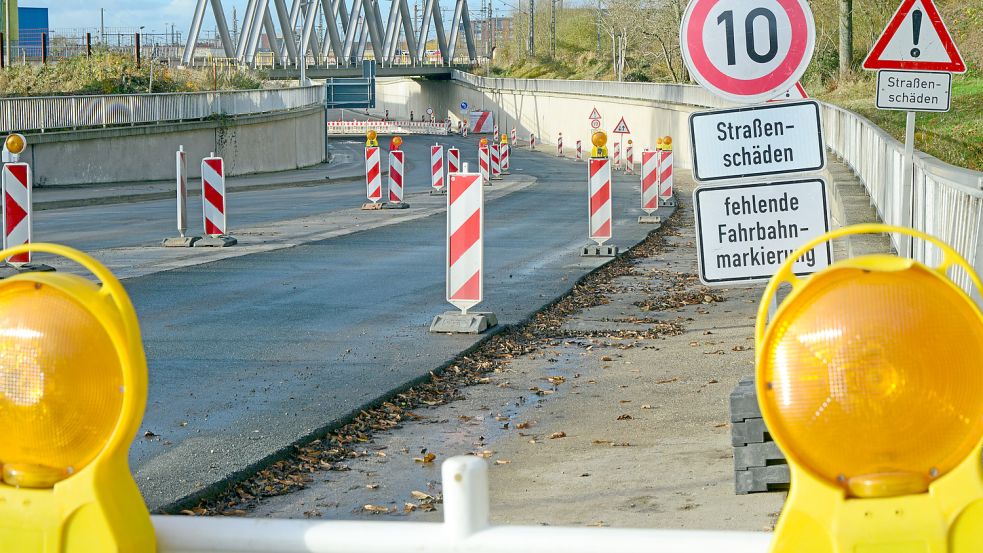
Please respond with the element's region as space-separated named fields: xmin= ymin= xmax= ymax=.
xmin=22 ymin=107 xmax=326 ymax=186
xmin=372 ymin=77 xmax=699 ymax=169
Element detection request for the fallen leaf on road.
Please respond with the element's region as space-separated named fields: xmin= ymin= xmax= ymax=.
xmin=592 ymin=440 xmax=612 ymax=445
xmin=363 ymin=505 xmax=390 ymax=513
xmin=656 ymin=378 xmax=677 ymax=384
xmin=704 ymin=350 xmax=725 ymax=355
xmin=495 ymin=459 xmax=512 ymax=465
xmin=641 ymin=404 xmax=653 ymax=409
xmin=732 ymin=345 xmax=749 ymax=352
xmin=714 ymin=423 xmax=729 ymax=428
xmin=366 ymin=483 xmax=380 ymax=490
xmin=549 ymin=432 xmax=567 ymax=439
xmin=413 ymin=453 xmax=436 ymax=464
xmin=516 ymin=421 xmax=535 ymax=429
xmin=601 ymin=356 xmax=613 ymax=361
xmin=617 ymin=414 xmax=633 ymax=420
xmin=546 ymin=376 xmax=566 ymax=385
xmin=404 ymin=503 xmax=418 ymax=512
xmin=411 ymin=491 xmax=434 ymax=500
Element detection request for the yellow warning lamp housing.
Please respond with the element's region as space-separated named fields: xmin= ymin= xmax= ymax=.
xmin=480 ymin=137 xmax=488 ymax=147
xmin=662 ymin=136 xmax=672 ymax=152
xmin=591 ymin=131 xmax=608 ymax=158
xmin=365 ymin=129 xmax=378 ymax=147
xmin=391 ymin=136 xmax=403 ymax=150
xmin=500 ymin=133 xmax=508 ymax=145
xmin=756 ymin=224 xmax=983 ymax=553
xmin=0 ymin=243 xmax=154 ymax=551
xmin=5 ymin=133 xmax=27 ymax=156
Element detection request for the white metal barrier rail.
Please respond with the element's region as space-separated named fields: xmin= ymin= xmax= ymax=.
xmin=451 ymin=71 xmax=983 ymax=291
xmin=327 ymin=120 xmax=450 ymax=136
xmin=152 ymin=457 xmax=770 ymax=553
xmin=0 ymin=86 xmax=325 ymax=134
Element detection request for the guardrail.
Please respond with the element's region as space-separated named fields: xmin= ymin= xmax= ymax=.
xmin=451 ymin=71 xmax=983 ymax=292
xmin=152 ymin=456 xmax=771 ymax=553
xmin=0 ymin=86 xmax=325 ymax=134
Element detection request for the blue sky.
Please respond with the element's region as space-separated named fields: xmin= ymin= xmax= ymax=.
xmin=27 ymin=0 xmax=518 ymax=35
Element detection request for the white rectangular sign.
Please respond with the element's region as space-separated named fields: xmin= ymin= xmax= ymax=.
xmin=694 ymin=179 xmax=832 ymax=285
xmin=876 ymin=70 xmax=952 ymax=112
xmin=689 ymin=100 xmax=825 ymax=182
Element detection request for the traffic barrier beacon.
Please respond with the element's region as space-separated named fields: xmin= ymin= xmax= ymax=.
xmin=429 ymin=169 xmax=497 ymax=334
xmin=500 ymin=134 xmax=510 ymax=174
xmin=384 ymin=136 xmax=409 ymax=209
xmin=0 ymin=134 xmax=54 ymax=274
xmin=431 ymin=143 xmax=446 ymax=195
xmin=162 ymin=145 xmax=201 ymax=247
xmin=0 ymin=243 xmax=155 ymax=552
xmin=756 ymin=224 xmax=983 ymax=552
xmin=511 ymin=127 xmax=517 ymax=146
xmin=478 ymin=138 xmax=491 ymax=186
xmin=659 ymin=136 xmax=675 ymax=207
xmin=625 ymin=140 xmax=634 ymax=175
xmin=195 ymin=154 xmax=238 ymax=246
xmin=583 ymin=131 xmax=617 ymax=257
xmin=613 ymin=141 xmax=621 ymax=169
xmin=576 ymin=139 xmax=583 ymax=161
xmin=556 ymin=133 xmax=563 ymax=157
xmin=490 ymin=142 xmax=502 ymax=180
xmin=362 ymin=130 xmax=384 ymax=210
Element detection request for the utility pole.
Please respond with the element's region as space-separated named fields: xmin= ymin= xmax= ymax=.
xmin=232 ymin=7 xmax=239 ymax=46
xmin=4 ymin=0 xmax=11 ymax=68
xmin=100 ymin=8 xmax=106 ymax=44
xmin=487 ymin=0 xmax=492 ymax=58
xmin=838 ymin=0 xmax=853 ymax=77
xmin=527 ymin=0 xmax=534 ymax=56
xmin=549 ymin=0 xmax=556 ymax=59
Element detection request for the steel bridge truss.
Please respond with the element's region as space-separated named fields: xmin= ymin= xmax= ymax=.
xmin=182 ymin=0 xmax=478 ymax=67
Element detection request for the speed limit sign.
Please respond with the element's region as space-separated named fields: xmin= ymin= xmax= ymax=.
xmin=591 ymin=120 xmax=601 ymax=129
xmin=680 ymin=0 xmax=816 ymax=104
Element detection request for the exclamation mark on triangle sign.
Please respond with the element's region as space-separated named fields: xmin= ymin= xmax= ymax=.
xmin=910 ymin=9 xmax=922 ymax=58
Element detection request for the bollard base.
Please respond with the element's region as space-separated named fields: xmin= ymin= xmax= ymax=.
xmin=382 ymin=201 xmax=410 ymax=209
xmin=361 ymin=202 xmax=384 ymax=210
xmin=429 ymin=311 xmax=499 ymax=334
xmin=582 ymin=245 xmax=619 ymax=257
xmin=638 ymin=215 xmax=662 ymax=225
xmin=194 ymin=235 xmax=237 ymax=247
xmin=0 ymin=262 xmax=56 ymax=279
xmin=162 ymin=236 xmax=200 ymax=247
xmin=430 ymin=188 xmax=447 ymax=196
xmin=659 ymin=198 xmax=677 ymax=207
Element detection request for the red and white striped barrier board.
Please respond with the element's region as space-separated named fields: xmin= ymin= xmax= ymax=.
xmin=640 ymin=150 xmax=659 ymax=214
xmin=1 ymin=163 xmax=32 ymax=264
xmin=588 ymin=158 xmax=613 ymax=246
xmin=530 ymin=134 xmax=536 ymax=150
xmin=327 ymin=121 xmax=449 ymax=136
xmin=490 ymin=143 xmax=502 ymax=180
xmin=511 ymin=128 xmax=517 ymax=146
xmin=389 ymin=150 xmax=405 ymax=202
xmin=448 ymin=148 xmax=461 ymax=173
xmin=625 ymin=143 xmax=634 ymax=175
xmin=201 ymin=156 xmax=228 ymax=236
xmin=613 ymin=142 xmax=621 ymax=168
xmin=365 ymin=147 xmax=382 ymax=202
xmin=470 ymin=111 xmax=495 ymax=134
xmin=445 ymin=172 xmax=484 ymax=312
xmin=501 ymin=144 xmax=510 ymax=173
xmin=659 ymin=148 xmax=674 ymax=206
xmin=431 ymin=145 xmax=445 ymax=191
xmin=556 ymin=134 xmax=563 ymax=157
xmin=576 ymin=140 xmax=583 ymax=161
xmin=478 ymin=145 xmax=490 ymax=185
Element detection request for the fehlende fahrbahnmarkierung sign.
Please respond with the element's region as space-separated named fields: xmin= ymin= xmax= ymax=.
xmin=689 ymin=100 xmax=825 ymax=182
xmin=694 ymin=179 xmax=831 ymax=285
xmin=876 ymin=70 xmax=951 ymax=112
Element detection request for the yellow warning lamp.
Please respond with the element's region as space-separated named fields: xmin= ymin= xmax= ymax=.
xmin=590 ymin=130 xmax=608 ymax=158
xmin=365 ymin=129 xmax=378 ymax=147
xmin=655 ymin=136 xmax=664 ymax=152
xmin=5 ymin=133 xmax=26 ymax=156
xmin=756 ymin=224 xmax=983 ymax=552
xmin=500 ymin=133 xmax=508 ymax=145
xmin=480 ymin=137 xmax=488 ymax=147
xmin=391 ymin=136 xmax=403 ymax=151
xmin=662 ymin=136 xmax=672 ymax=152
xmin=0 ymin=243 xmax=155 ymax=551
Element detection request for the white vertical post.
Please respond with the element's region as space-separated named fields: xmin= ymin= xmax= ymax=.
xmin=176 ymin=145 xmax=188 ymax=238
xmin=900 ymin=110 xmax=916 ymax=258
xmin=441 ymin=456 xmax=490 ymax=539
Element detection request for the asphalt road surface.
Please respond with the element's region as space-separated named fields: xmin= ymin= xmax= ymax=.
xmin=38 ymin=134 xmax=668 ymax=510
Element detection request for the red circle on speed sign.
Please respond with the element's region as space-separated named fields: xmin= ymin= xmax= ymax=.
xmin=681 ymin=0 xmax=815 ymax=104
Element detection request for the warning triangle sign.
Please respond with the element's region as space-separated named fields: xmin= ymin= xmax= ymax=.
xmin=589 ymin=107 xmax=602 ymax=120
xmin=768 ymin=82 xmax=809 ymax=102
xmin=862 ymin=0 xmax=965 ymax=73
xmin=612 ymin=117 xmax=630 ymax=134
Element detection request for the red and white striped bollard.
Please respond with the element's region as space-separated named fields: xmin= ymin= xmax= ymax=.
xmin=659 ymin=139 xmax=675 ymax=207
xmin=501 ymin=142 xmax=510 ymax=174
xmin=387 ymin=149 xmax=409 ymax=208
xmin=530 ymin=134 xmax=536 ymax=150
xmin=613 ymin=142 xmax=621 ymax=168
xmin=365 ymin=146 xmax=382 ymax=206
xmin=490 ymin=143 xmax=502 ymax=180
xmin=448 ymin=147 xmax=461 ymax=173
xmin=1 ymin=162 xmax=32 ymax=264
xmin=639 ymin=149 xmax=661 ymax=224
xmin=511 ymin=127 xmax=517 ymax=146
xmin=556 ymin=133 xmax=563 ymax=157
xmin=198 ymin=155 xmax=237 ymax=246
xmin=478 ymin=145 xmax=490 ymax=185
xmin=576 ymin=140 xmax=583 ymax=161
xmin=625 ymin=141 xmax=634 ymax=175
xmin=431 ymin=144 xmax=445 ymax=194
xmin=583 ymin=140 xmax=618 ymax=257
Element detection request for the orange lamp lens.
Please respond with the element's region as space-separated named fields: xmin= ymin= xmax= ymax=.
xmin=366 ymin=130 xmax=377 ymax=141
xmin=392 ymin=136 xmax=403 ymax=148
xmin=5 ymin=134 xmax=25 ymax=155
xmin=480 ymin=138 xmax=488 ymax=146
xmin=663 ymin=136 xmax=672 ymax=146
xmin=591 ymin=131 xmax=607 ymax=148
xmin=759 ymin=264 xmax=983 ymax=494
xmin=0 ymin=281 xmax=123 ymax=487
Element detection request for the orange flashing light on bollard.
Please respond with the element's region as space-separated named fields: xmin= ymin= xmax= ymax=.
xmin=0 ymin=243 xmax=155 ymax=551
xmin=5 ymin=133 xmax=26 ymax=156
xmin=366 ymin=129 xmax=379 ymax=148
xmin=591 ymin=131 xmax=608 ymax=158
xmin=391 ymin=136 xmax=403 ymax=151
xmin=756 ymin=224 xmax=983 ymax=553
xmin=501 ymin=134 xmax=508 ymax=145
xmin=480 ymin=138 xmax=488 ymax=147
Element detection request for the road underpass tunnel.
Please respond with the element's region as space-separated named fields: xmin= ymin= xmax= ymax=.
xmin=754 ymin=224 xmax=983 ymax=552
xmin=0 ymin=243 xmax=154 ymax=551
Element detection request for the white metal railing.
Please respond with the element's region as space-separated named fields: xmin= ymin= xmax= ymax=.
xmin=152 ymin=457 xmax=771 ymax=553
xmin=452 ymin=72 xmax=983 ymax=291
xmin=328 ymin=120 xmax=449 ymax=136
xmin=0 ymin=86 xmax=325 ymax=133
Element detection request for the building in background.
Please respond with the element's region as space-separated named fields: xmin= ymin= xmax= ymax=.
xmin=471 ymin=16 xmax=511 ymax=56
xmin=17 ymin=6 xmax=48 ymax=59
